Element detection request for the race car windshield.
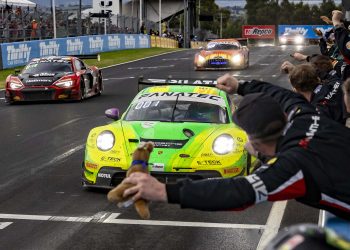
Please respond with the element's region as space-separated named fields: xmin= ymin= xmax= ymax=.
xmin=22 ymin=62 xmax=73 ymax=74
xmin=206 ymin=43 xmax=239 ymax=50
xmin=124 ymin=100 xmax=228 ymax=123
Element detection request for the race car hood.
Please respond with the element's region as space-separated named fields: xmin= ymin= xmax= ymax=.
xmin=119 ymin=121 xmax=221 ymax=159
xmin=200 ymin=50 xmax=240 ymax=58
xmin=18 ymin=72 xmax=73 ymax=86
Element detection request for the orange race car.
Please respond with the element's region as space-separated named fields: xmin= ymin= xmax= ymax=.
xmin=194 ymin=39 xmax=249 ymax=70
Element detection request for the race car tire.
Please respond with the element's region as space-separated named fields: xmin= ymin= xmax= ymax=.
xmin=96 ymin=73 xmax=103 ymax=96
xmin=79 ymin=78 xmax=85 ymax=101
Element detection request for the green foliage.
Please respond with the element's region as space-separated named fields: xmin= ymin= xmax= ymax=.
xmin=246 ymin=0 xmax=341 ymax=25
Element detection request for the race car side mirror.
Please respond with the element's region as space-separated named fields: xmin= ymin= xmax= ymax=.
xmin=105 ymin=108 xmax=120 ymax=120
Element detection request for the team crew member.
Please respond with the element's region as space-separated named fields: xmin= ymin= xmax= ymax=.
xmin=120 ymin=75 xmax=350 ymax=221
xmin=286 ymin=62 xmax=345 ymax=124
xmin=343 ymin=78 xmax=350 ymax=127
xmin=332 ymin=10 xmax=350 ymax=80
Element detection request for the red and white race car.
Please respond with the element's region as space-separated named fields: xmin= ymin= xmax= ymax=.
xmin=5 ymin=55 xmax=103 ymax=104
xmin=194 ymin=39 xmax=249 ymax=70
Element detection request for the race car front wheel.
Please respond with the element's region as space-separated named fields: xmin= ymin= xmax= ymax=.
xmin=79 ymin=78 xmax=86 ymax=101
xmin=96 ymin=73 xmax=103 ymax=96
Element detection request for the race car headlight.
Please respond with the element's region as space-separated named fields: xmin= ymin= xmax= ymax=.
xmin=197 ymin=55 xmax=206 ymax=65
xmin=231 ymin=54 xmax=242 ymax=64
xmin=96 ymin=130 xmax=115 ymax=151
xmin=9 ymin=81 xmax=24 ymax=90
xmin=55 ymin=80 xmax=74 ymax=88
xmin=280 ymin=37 xmax=287 ymax=44
xmin=294 ymin=36 xmax=304 ymax=44
xmin=212 ymin=134 xmax=235 ymax=155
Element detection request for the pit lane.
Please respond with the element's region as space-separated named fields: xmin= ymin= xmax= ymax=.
xmin=0 ymin=45 xmax=320 ymax=250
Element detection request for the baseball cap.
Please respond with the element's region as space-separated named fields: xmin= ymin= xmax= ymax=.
xmin=232 ymin=93 xmax=286 ymax=140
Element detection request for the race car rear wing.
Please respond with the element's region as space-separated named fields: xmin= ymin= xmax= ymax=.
xmin=236 ymin=38 xmax=248 ymax=46
xmin=71 ymin=54 xmax=101 ymax=61
xmin=138 ymin=77 xmax=217 ymax=92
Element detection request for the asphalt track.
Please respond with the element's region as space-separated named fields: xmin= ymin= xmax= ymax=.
xmin=0 ymin=45 xmax=322 ymax=250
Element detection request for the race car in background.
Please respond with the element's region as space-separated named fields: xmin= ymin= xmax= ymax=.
xmin=5 ymin=55 xmax=103 ymax=104
xmin=82 ymin=78 xmax=255 ymax=188
xmin=279 ymin=30 xmax=306 ymax=45
xmin=194 ymin=39 xmax=249 ymax=70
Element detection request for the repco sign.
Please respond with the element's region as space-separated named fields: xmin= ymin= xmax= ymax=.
xmin=242 ymin=25 xmax=276 ymax=39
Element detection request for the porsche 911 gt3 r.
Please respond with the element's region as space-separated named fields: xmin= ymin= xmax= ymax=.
xmin=5 ymin=55 xmax=103 ymax=104
xmin=194 ymin=39 xmax=249 ymax=70
xmin=82 ymin=79 xmax=254 ymax=188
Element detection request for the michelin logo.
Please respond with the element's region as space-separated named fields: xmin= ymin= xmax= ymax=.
xmin=125 ymin=35 xmax=136 ymax=49
xmin=139 ymin=35 xmax=149 ymax=48
xmin=67 ymin=39 xmax=83 ymax=54
xmin=89 ymin=37 xmax=104 ymax=52
xmin=39 ymin=41 xmax=59 ymax=57
xmin=6 ymin=44 xmax=31 ymax=65
xmin=108 ymin=35 xmax=121 ymax=50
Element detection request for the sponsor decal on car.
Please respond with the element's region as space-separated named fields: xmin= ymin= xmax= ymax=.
xmin=140 ymin=138 xmax=188 ymax=149
xmin=201 ymin=153 xmax=214 ymax=157
xmin=86 ymin=162 xmax=98 ymax=169
xmin=151 ymin=163 xmax=165 ymax=172
xmin=101 ymin=156 xmax=121 ymax=162
xmin=197 ymin=160 xmax=222 ymax=165
xmin=97 ymin=173 xmax=111 ymax=178
xmin=223 ymin=167 xmax=240 ymax=174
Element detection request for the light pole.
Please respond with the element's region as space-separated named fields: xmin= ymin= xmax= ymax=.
xmin=159 ymin=0 xmax=162 ymax=36
xmin=78 ymin=0 xmax=82 ymax=35
xmin=52 ymin=0 xmax=57 ymax=38
xmin=220 ymin=12 xmax=222 ymax=38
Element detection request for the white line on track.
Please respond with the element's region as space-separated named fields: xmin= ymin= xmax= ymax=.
xmin=0 ymin=222 xmax=12 ymax=229
xmin=104 ymin=76 xmax=135 ymax=81
xmin=256 ymin=201 xmax=287 ymax=250
xmin=0 ymin=212 xmax=266 ymax=230
xmin=128 ymin=65 xmax=175 ymax=70
xmin=162 ymin=58 xmax=190 ymax=61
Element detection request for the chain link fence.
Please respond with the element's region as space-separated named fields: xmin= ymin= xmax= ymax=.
xmin=0 ymin=6 xmax=158 ymax=43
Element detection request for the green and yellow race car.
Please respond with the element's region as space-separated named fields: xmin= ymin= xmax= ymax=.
xmin=82 ymin=78 xmax=254 ymax=188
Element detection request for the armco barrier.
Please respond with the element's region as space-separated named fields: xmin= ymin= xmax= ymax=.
xmin=0 ymin=34 xmax=151 ymax=69
xmin=278 ymin=25 xmax=333 ymax=39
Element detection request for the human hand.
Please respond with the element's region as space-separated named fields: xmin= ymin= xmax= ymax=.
xmin=332 ymin=10 xmax=343 ymax=26
xmin=281 ymin=61 xmax=295 ymax=74
xmin=320 ymin=15 xmax=333 ymax=25
xmin=290 ymin=52 xmax=307 ymax=61
xmin=244 ymin=141 xmax=258 ymax=158
xmin=216 ymin=73 xmax=239 ymax=94
xmin=122 ymin=172 xmax=167 ymax=203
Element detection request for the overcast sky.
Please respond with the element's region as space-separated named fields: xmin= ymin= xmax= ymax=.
xmin=215 ymin=0 xmax=342 ymax=7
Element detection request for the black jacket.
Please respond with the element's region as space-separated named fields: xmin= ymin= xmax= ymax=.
xmin=166 ymin=80 xmax=350 ymax=221
xmin=311 ymin=70 xmax=346 ymax=124
xmin=334 ymin=25 xmax=350 ymax=80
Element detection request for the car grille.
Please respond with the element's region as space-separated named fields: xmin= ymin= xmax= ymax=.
xmin=110 ymin=170 xmax=222 ymax=185
xmin=21 ymin=89 xmax=54 ymax=101
xmin=206 ymin=58 xmax=230 ymax=67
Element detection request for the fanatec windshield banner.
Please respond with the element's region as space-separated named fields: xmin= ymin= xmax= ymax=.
xmin=0 ymin=34 xmax=150 ymax=69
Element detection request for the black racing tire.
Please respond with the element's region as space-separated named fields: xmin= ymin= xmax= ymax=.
xmin=79 ymin=78 xmax=85 ymax=101
xmin=97 ymin=73 xmax=103 ymax=96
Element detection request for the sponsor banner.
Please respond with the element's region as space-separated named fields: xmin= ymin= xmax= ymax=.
xmin=242 ymin=25 xmax=276 ymax=39
xmin=278 ymin=25 xmax=333 ymax=39
xmin=0 ymin=34 xmax=151 ymax=69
